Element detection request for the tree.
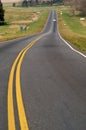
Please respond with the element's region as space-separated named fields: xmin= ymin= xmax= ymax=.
xmin=13 ymin=3 xmax=16 ymax=7
xmin=64 ymin=0 xmax=86 ymax=16
xmin=79 ymin=0 xmax=86 ymax=16
xmin=22 ymin=0 xmax=28 ymax=7
xmin=0 ymin=0 xmax=5 ymax=25
xmin=36 ymin=0 xmax=39 ymax=5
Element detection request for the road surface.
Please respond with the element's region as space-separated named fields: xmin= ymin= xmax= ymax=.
xmin=0 ymin=10 xmax=86 ymax=130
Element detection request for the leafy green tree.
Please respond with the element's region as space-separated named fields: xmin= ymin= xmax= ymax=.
xmin=0 ymin=0 xmax=5 ymax=25
xmin=36 ymin=0 xmax=39 ymax=5
xmin=13 ymin=3 xmax=16 ymax=7
xmin=22 ymin=0 xmax=28 ymax=7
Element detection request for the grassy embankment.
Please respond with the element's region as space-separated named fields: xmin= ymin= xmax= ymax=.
xmin=0 ymin=6 xmax=49 ymax=42
xmin=58 ymin=6 xmax=86 ymax=52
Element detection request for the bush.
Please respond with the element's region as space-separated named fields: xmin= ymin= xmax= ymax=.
xmin=0 ymin=0 xmax=5 ymax=25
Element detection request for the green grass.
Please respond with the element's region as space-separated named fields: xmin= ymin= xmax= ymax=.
xmin=58 ymin=6 xmax=86 ymax=52
xmin=63 ymin=35 xmax=86 ymax=51
xmin=62 ymin=11 xmax=86 ymax=35
xmin=0 ymin=7 xmax=49 ymax=41
xmin=27 ymin=11 xmax=48 ymax=33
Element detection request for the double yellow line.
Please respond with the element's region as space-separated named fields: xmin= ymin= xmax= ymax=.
xmin=7 ymin=34 xmax=46 ymax=130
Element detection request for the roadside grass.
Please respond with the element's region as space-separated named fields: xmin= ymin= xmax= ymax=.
xmin=62 ymin=10 xmax=86 ymax=35
xmin=58 ymin=6 xmax=86 ymax=52
xmin=0 ymin=6 xmax=49 ymax=42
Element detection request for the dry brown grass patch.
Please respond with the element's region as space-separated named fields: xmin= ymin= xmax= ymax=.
xmin=80 ymin=20 xmax=86 ymax=27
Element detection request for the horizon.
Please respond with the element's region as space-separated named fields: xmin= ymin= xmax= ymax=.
xmin=2 ymin=0 xmax=21 ymax=3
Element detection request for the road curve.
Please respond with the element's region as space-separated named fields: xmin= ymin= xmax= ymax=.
xmin=0 ymin=10 xmax=86 ymax=130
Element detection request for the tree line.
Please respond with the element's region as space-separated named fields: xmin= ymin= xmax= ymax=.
xmin=13 ymin=0 xmax=64 ymax=7
xmin=64 ymin=0 xmax=86 ymax=16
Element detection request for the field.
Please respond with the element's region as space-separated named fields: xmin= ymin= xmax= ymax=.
xmin=0 ymin=5 xmax=49 ymax=41
xmin=0 ymin=5 xmax=86 ymax=52
xmin=58 ymin=6 xmax=86 ymax=52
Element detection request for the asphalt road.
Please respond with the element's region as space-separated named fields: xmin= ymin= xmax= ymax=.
xmin=0 ymin=10 xmax=86 ymax=130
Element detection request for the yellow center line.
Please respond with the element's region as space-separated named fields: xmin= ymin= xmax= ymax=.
xmin=15 ymin=36 xmax=44 ymax=130
xmin=8 ymin=34 xmax=47 ymax=130
xmin=8 ymin=50 xmax=24 ymax=130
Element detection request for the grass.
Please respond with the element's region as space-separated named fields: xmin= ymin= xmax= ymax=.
xmin=0 ymin=6 xmax=49 ymax=42
xmin=58 ymin=6 xmax=86 ymax=52
xmin=1 ymin=5 xmax=86 ymax=52
xmin=62 ymin=10 xmax=86 ymax=35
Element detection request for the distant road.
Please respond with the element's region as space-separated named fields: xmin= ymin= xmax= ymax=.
xmin=0 ymin=10 xmax=86 ymax=130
